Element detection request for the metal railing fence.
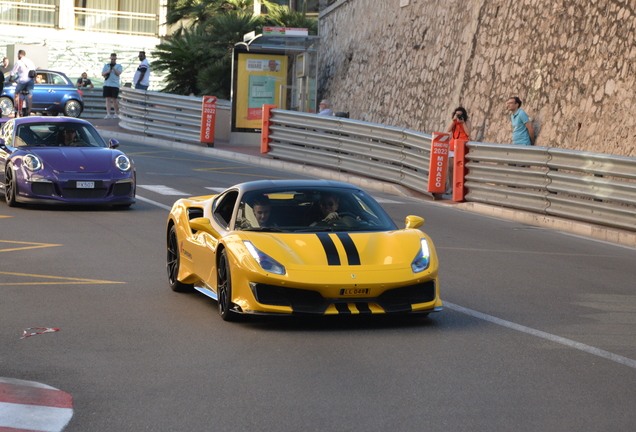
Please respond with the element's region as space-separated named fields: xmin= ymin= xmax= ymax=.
xmin=263 ymin=109 xmax=636 ymax=232
xmin=117 ymin=87 xmax=231 ymax=143
xmin=464 ymin=143 xmax=636 ymax=231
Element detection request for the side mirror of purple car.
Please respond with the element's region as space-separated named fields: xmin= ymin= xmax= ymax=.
xmin=109 ymin=139 xmax=120 ymax=149
xmin=0 ymin=138 xmax=5 ymax=149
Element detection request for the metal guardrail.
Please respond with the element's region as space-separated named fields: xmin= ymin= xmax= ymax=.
xmin=115 ymin=87 xmax=231 ymax=143
xmin=263 ymin=109 xmax=636 ymax=232
xmin=267 ymin=109 xmax=433 ymax=194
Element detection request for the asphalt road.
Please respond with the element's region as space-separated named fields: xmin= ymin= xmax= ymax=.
xmin=1 ymin=138 xmax=636 ymax=431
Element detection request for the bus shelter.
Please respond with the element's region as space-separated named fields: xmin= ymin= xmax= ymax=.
xmin=230 ymin=29 xmax=320 ymax=145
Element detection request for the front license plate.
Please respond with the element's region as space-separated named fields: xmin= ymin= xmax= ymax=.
xmin=340 ymin=288 xmax=370 ymax=296
xmin=76 ymin=181 xmax=95 ymax=189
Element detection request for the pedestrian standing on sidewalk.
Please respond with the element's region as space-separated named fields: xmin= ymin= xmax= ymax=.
xmin=507 ymin=96 xmax=535 ymax=145
xmin=133 ymin=51 xmax=150 ymax=90
xmin=102 ymin=53 xmax=122 ymax=118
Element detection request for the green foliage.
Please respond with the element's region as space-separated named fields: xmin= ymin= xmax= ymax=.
xmin=158 ymin=3 xmax=317 ymax=97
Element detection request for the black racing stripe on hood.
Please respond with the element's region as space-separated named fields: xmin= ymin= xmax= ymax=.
xmin=336 ymin=233 xmax=360 ymax=265
xmin=316 ymin=233 xmax=340 ymax=265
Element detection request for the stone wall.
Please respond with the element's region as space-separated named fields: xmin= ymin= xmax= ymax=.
xmin=318 ymin=0 xmax=636 ymax=157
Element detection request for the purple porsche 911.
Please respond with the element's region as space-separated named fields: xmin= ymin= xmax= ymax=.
xmin=0 ymin=117 xmax=135 ymax=208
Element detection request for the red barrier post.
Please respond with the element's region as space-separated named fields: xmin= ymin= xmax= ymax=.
xmin=427 ymin=133 xmax=451 ymax=194
xmin=261 ymin=104 xmax=277 ymax=154
xmin=200 ymin=96 xmax=217 ymax=147
xmin=452 ymin=139 xmax=468 ymax=202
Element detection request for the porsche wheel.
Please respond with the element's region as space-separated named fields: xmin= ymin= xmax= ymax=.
xmin=167 ymin=225 xmax=193 ymax=292
xmin=217 ymin=249 xmax=238 ymax=321
xmin=4 ymin=165 xmax=18 ymax=207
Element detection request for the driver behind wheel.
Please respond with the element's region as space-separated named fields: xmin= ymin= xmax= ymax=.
xmin=60 ymin=127 xmax=78 ymax=146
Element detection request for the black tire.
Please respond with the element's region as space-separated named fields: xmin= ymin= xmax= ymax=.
xmin=5 ymin=165 xmax=19 ymax=207
xmin=112 ymin=204 xmax=131 ymax=209
xmin=63 ymin=100 xmax=82 ymax=118
xmin=167 ymin=225 xmax=193 ymax=292
xmin=217 ymin=249 xmax=238 ymax=321
xmin=0 ymin=96 xmax=13 ymax=117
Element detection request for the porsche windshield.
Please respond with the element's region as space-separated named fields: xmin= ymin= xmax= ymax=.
xmin=13 ymin=122 xmax=107 ymax=148
xmin=234 ymin=187 xmax=398 ymax=232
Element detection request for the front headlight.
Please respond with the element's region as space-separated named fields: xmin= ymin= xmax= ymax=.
xmin=411 ymin=238 xmax=431 ymax=273
xmin=23 ymin=154 xmax=43 ymax=171
xmin=244 ymin=241 xmax=286 ymax=275
xmin=115 ymin=155 xmax=131 ymax=172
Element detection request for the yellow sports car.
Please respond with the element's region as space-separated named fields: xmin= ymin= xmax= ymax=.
xmin=166 ymin=180 xmax=442 ymax=321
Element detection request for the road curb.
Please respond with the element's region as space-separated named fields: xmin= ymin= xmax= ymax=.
xmin=0 ymin=377 xmax=73 ymax=432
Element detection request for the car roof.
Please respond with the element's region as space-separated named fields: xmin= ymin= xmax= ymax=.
xmin=9 ymin=116 xmax=92 ymax=126
xmin=232 ymin=179 xmax=363 ymax=194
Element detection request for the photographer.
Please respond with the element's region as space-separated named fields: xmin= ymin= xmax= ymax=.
xmin=101 ymin=53 xmax=122 ymax=118
xmin=76 ymin=72 xmax=94 ymax=89
xmin=445 ymin=107 xmax=472 ymax=194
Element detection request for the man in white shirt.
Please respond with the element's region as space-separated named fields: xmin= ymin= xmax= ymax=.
xmin=9 ymin=50 xmax=36 ymax=116
xmin=133 ymin=51 xmax=150 ymax=91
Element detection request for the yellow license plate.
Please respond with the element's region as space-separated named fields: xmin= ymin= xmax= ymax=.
xmin=340 ymin=288 xmax=370 ymax=296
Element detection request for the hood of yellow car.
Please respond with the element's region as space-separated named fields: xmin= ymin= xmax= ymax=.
xmin=242 ymin=230 xmax=427 ymax=270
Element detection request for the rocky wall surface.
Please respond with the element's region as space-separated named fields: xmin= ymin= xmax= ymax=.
xmin=318 ymin=0 xmax=636 ymax=157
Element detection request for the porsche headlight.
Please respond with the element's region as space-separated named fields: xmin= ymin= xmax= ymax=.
xmin=411 ymin=238 xmax=431 ymax=273
xmin=244 ymin=241 xmax=286 ymax=275
xmin=23 ymin=154 xmax=43 ymax=171
xmin=115 ymin=155 xmax=131 ymax=172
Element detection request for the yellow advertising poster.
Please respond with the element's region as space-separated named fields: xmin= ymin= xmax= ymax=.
xmin=236 ymin=53 xmax=288 ymax=129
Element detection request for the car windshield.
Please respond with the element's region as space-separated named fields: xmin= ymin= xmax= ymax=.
xmin=233 ymin=187 xmax=398 ymax=232
xmin=13 ymin=122 xmax=107 ymax=148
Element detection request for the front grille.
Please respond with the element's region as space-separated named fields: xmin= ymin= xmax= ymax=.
xmin=62 ymin=188 xmax=107 ymax=199
xmin=31 ymin=182 xmax=55 ymax=196
xmin=251 ymin=280 xmax=436 ymax=315
xmin=113 ymin=183 xmax=132 ymax=196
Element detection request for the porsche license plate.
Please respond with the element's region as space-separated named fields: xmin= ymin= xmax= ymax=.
xmin=340 ymin=288 xmax=370 ymax=296
xmin=76 ymin=181 xmax=95 ymax=189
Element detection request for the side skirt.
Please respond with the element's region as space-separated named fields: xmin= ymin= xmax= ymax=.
xmin=194 ymin=283 xmax=218 ymax=301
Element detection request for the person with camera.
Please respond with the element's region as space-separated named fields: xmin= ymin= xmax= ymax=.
xmin=76 ymin=72 xmax=94 ymax=89
xmin=445 ymin=107 xmax=472 ymax=194
xmin=101 ymin=53 xmax=122 ymax=119
xmin=9 ymin=50 xmax=36 ymax=117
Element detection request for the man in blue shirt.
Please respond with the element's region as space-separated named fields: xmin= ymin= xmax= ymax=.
xmin=507 ymin=97 xmax=535 ymax=145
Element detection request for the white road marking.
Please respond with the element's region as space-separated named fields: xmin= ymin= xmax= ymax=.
xmin=136 ymin=195 xmax=173 ymax=210
xmin=137 ymin=185 xmax=188 ymax=195
xmin=205 ymin=187 xmax=226 ymax=193
xmin=373 ymin=197 xmax=403 ymax=204
xmin=444 ymin=301 xmax=636 ymax=370
xmin=0 ymin=403 xmax=73 ymax=432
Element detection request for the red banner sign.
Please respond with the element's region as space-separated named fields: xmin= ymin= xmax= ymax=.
xmin=200 ymin=96 xmax=217 ymax=144
xmin=427 ymin=133 xmax=450 ymax=194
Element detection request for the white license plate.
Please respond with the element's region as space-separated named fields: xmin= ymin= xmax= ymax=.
xmin=76 ymin=181 xmax=95 ymax=189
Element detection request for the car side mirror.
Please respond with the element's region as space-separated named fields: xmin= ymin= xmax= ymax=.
xmin=190 ymin=217 xmax=213 ymax=233
xmin=405 ymin=215 xmax=424 ymax=229
xmin=109 ymin=139 xmax=120 ymax=149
